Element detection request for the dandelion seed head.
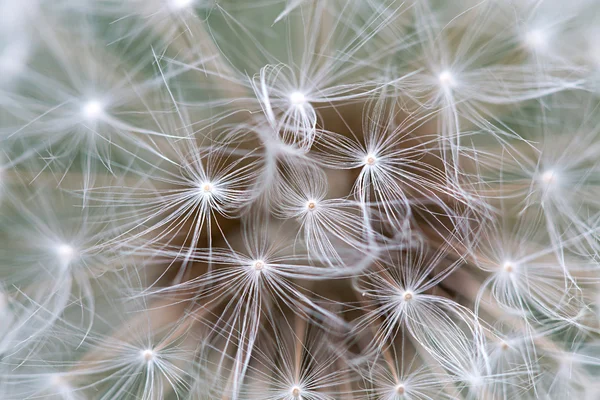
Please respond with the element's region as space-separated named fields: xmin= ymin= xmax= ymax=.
xmin=289 ymin=91 xmax=307 ymax=106
xmin=82 ymin=100 xmax=104 ymax=120
xmin=5 ymin=2 xmax=599 ymax=398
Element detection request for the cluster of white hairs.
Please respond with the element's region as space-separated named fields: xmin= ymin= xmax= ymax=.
xmin=3 ymin=0 xmax=600 ymax=399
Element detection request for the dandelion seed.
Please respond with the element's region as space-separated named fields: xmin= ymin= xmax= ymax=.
xmin=242 ymin=320 xmax=348 ymax=399
xmin=272 ymin=163 xmax=369 ymax=266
